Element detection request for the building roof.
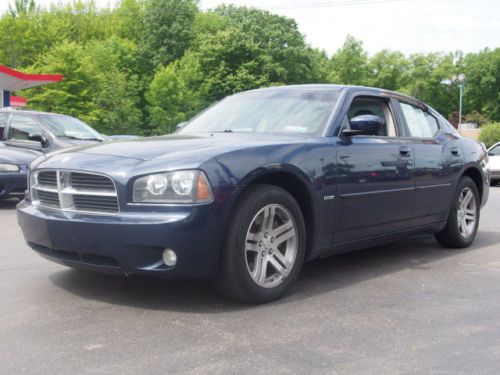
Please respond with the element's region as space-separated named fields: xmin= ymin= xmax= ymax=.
xmin=0 ymin=65 xmax=63 ymax=91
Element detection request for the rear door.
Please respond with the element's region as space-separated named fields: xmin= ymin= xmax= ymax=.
xmin=395 ymin=100 xmax=463 ymax=226
xmin=334 ymin=94 xmax=415 ymax=243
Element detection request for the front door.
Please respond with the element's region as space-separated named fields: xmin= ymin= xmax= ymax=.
xmin=334 ymin=95 xmax=415 ymax=243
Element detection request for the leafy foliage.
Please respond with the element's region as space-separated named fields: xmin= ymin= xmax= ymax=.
xmin=0 ymin=0 xmax=498 ymax=135
xmin=479 ymin=123 xmax=500 ymax=148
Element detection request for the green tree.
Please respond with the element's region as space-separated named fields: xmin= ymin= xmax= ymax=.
xmin=147 ymin=52 xmax=208 ymax=134
xmin=367 ymin=49 xmax=410 ymax=90
xmin=330 ymin=35 xmax=368 ymax=85
xmin=463 ymin=48 xmax=500 ymax=121
xmin=479 ymin=123 xmax=500 ymax=148
xmin=140 ymin=0 xmax=198 ymax=71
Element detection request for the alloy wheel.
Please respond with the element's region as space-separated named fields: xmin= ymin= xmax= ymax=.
xmin=457 ymin=187 xmax=477 ymax=238
xmin=245 ymin=204 xmax=298 ymax=288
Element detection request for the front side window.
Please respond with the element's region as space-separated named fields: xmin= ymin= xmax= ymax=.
xmin=179 ymin=89 xmax=342 ymax=135
xmin=0 ymin=113 xmax=8 ymax=139
xmin=342 ymin=96 xmax=397 ymax=136
xmin=399 ymin=102 xmax=440 ymax=138
xmin=8 ymin=115 xmax=43 ymax=141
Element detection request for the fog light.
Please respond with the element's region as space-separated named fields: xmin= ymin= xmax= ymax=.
xmin=162 ymin=249 xmax=177 ymax=267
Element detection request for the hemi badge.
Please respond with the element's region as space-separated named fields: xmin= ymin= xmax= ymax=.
xmin=323 ymin=195 xmax=335 ymax=201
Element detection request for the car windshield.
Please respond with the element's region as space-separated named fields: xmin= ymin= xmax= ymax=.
xmin=39 ymin=114 xmax=104 ymax=141
xmin=179 ymin=89 xmax=342 ymax=135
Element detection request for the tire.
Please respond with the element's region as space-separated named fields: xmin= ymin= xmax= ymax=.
xmin=215 ymin=184 xmax=306 ymax=304
xmin=435 ymin=176 xmax=480 ymax=248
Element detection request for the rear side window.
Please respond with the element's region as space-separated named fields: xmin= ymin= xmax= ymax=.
xmin=399 ymin=102 xmax=439 ymax=138
xmin=8 ymin=115 xmax=43 ymax=141
xmin=0 ymin=113 xmax=8 ymax=138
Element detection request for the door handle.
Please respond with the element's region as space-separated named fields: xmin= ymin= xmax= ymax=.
xmin=399 ymin=146 xmax=411 ymax=157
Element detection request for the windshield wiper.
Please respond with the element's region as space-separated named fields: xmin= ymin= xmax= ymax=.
xmin=58 ymin=135 xmax=103 ymax=141
xmin=210 ymin=129 xmax=233 ymax=133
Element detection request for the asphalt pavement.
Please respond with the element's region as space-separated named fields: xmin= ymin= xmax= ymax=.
xmin=1 ymin=188 xmax=500 ymax=374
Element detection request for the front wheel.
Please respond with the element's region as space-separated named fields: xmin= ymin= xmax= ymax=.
xmin=215 ymin=185 xmax=306 ymax=303
xmin=435 ymin=176 xmax=480 ymax=248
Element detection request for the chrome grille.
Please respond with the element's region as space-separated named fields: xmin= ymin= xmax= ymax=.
xmin=32 ymin=170 xmax=119 ymax=215
xmin=38 ymin=171 xmax=58 ymax=187
xmin=69 ymin=172 xmax=115 ymax=191
xmin=36 ymin=190 xmax=60 ymax=207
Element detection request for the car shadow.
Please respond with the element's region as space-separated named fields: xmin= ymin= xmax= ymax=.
xmin=0 ymin=199 xmax=20 ymax=210
xmin=48 ymin=230 xmax=500 ymax=313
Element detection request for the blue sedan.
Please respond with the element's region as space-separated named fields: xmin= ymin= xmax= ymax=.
xmin=17 ymin=85 xmax=490 ymax=303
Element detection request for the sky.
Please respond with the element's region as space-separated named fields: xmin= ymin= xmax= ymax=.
xmin=1 ymin=0 xmax=498 ymax=56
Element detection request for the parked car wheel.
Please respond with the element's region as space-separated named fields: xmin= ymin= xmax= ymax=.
xmin=215 ymin=185 xmax=306 ymax=303
xmin=435 ymin=176 xmax=480 ymax=248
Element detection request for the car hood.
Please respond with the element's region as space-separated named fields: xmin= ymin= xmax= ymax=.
xmin=69 ymin=133 xmax=305 ymax=161
xmin=0 ymin=144 xmax=41 ymax=165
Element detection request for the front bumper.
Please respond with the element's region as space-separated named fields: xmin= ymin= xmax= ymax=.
xmin=17 ymin=201 xmax=223 ymax=278
xmin=0 ymin=170 xmax=27 ymax=199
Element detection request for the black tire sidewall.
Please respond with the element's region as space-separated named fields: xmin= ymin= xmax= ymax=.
xmin=436 ymin=176 xmax=480 ymax=248
xmin=219 ymin=185 xmax=306 ymax=303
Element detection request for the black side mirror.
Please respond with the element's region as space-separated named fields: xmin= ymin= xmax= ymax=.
xmin=28 ymin=133 xmax=48 ymax=147
xmin=342 ymin=115 xmax=384 ymax=136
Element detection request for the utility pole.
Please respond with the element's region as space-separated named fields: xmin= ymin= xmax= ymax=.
xmin=441 ymin=73 xmax=466 ymax=131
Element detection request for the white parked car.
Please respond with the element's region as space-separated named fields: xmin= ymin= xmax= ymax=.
xmin=487 ymin=142 xmax=500 ymax=186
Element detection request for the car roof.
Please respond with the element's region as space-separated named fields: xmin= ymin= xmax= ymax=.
xmin=0 ymin=108 xmax=68 ymax=117
xmin=488 ymin=142 xmax=500 ymax=151
xmin=241 ymin=84 xmax=423 ymax=106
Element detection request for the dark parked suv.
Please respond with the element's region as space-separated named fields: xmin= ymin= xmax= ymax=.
xmin=0 ymin=108 xmax=104 ymax=153
xmin=17 ymin=85 xmax=490 ymax=303
xmin=0 ymin=108 xmax=104 ymax=200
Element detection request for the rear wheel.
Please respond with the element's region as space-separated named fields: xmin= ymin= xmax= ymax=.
xmin=215 ymin=185 xmax=306 ymax=303
xmin=435 ymin=176 xmax=480 ymax=248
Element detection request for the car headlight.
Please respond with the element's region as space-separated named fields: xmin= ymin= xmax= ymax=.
xmin=133 ymin=170 xmax=213 ymax=204
xmin=0 ymin=164 xmax=20 ymax=172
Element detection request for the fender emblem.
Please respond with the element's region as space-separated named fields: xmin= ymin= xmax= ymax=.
xmin=323 ymin=195 xmax=335 ymax=201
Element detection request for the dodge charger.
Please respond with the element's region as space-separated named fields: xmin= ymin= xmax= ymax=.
xmin=17 ymin=85 xmax=490 ymax=303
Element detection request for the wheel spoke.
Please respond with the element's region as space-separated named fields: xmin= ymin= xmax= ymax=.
xmin=246 ymin=242 xmax=260 ymax=252
xmin=258 ymin=257 xmax=268 ymax=284
xmin=252 ymin=253 xmax=265 ymax=281
xmin=275 ymin=228 xmax=295 ymax=245
xmin=272 ymin=249 xmax=291 ymax=270
xmin=246 ymin=232 xmax=261 ymax=242
xmin=462 ymin=190 xmax=473 ymax=207
xmin=465 ymin=213 xmax=475 ymax=221
xmin=261 ymin=205 xmax=276 ymax=232
xmin=273 ymin=220 xmax=293 ymax=238
xmin=269 ymin=256 xmax=287 ymax=276
xmin=462 ymin=217 xmax=468 ymax=234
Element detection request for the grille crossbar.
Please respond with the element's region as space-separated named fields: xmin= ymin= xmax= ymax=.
xmin=32 ymin=170 xmax=119 ymax=215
